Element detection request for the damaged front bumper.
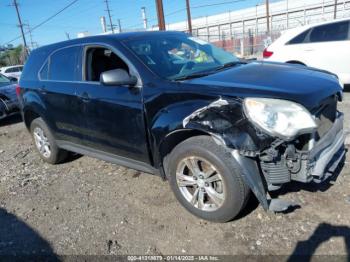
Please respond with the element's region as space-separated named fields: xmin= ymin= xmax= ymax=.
xmin=260 ymin=112 xmax=345 ymax=189
xmin=308 ymin=112 xmax=345 ymax=182
xmin=234 ymin=111 xmax=345 ymax=212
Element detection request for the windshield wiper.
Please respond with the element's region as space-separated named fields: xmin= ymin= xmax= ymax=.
xmin=214 ymin=61 xmax=246 ymax=72
xmin=172 ymin=61 xmax=247 ymax=81
xmin=172 ymin=72 xmax=212 ymax=81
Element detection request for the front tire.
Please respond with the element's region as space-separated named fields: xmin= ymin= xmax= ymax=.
xmin=165 ymin=136 xmax=250 ymax=222
xmin=30 ymin=118 xmax=67 ymax=164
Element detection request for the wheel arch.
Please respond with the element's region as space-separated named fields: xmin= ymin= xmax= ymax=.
xmin=0 ymin=94 xmax=9 ymax=101
xmin=159 ymin=128 xmax=211 ymax=169
xmin=23 ymin=108 xmax=41 ymax=130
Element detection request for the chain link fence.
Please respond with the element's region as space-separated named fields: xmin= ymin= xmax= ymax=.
xmin=189 ymin=0 xmax=350 ymax=58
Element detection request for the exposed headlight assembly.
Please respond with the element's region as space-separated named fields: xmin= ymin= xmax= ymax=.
xmin=244 ymin=98 xmax=317 ymax=140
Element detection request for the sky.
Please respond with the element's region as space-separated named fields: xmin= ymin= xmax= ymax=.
xmin=0 ymin=0 xmax=267 ymax=47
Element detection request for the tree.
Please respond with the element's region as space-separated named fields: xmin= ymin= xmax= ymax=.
xmin=0 ymin=45 xmax=26 ymax=67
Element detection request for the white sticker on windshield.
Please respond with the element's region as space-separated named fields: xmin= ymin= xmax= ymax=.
xmin=189 ymin=37 xmax=209 ymax=45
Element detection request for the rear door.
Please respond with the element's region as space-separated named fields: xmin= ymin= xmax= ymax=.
xmin=73 ymin=44 xmax=150 ymax=164
xmin=302 ymin=20 xmax=350 ymax=81
xmin=40 ymin=45 xmax=85 ymax=145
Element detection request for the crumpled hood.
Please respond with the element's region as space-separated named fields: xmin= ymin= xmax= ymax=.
xmin=187 ymin=61 xmax=342 ymax=110
xmin=0 ymin=83 xmax=17 ymax=100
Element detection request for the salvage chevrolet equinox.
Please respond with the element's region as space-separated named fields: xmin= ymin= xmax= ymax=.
xmin=18 ymin=31 xmax=345 ymax=222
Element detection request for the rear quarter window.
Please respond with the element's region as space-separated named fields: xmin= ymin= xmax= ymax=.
xmin=49 ymin=46 xmax=81 ymax=81
xmin=287 ymin=29 xmax=311 ymax=45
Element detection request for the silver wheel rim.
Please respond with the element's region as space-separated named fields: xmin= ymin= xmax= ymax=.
xmin=33 ymin=127 xmax=51 ymax=158
xmin=176 ymin=156 xmax=225 ymax=212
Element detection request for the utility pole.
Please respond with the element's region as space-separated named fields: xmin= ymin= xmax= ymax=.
xmin=11 ymin=0 xmax=29 ymax=56
xmin=186 ymin=0 xmax=192 ymax=34
xmin=155 ymin=0 xmax=166 ymax=30
xmin=265 ymin=0 xmax=270 ymax=35
xmin=65 ymin=32 xmax=70 ymax=40
xmin=334 ymin=0 xmax=338 ymax=19
xmin=117 ymin=19 xmax=122 ymax=33
xmin=104 ymin=0 xmax=114 ymax=33
xmin=141 ymin=7 xmax=148 ymax=30
xmin=25 ymin=23 xmax=35 ymax=50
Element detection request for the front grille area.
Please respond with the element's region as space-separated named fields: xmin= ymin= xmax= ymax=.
xmin=260 ymin=159 xmax=291 ymax=185
xmin=314 ymin=95 xmax=337 ymax=140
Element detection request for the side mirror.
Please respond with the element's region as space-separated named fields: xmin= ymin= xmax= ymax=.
xmin=100 ymin=69 xmax=137 ymax=86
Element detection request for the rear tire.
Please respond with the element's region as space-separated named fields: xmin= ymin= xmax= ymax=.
xmin=30 ymin=117 xmax=68 ymax=164
xmin=164 ymin=136 xmax=250 ymax=222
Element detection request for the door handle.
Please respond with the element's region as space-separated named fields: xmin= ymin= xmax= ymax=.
xmin=78 ymin=92 xmax=90 ymax=103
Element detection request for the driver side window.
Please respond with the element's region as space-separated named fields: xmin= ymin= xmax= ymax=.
xmin=84 ymin=47 xmax=129 ymax=82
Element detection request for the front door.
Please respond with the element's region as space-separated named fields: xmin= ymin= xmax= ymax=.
xmin=75 ymin=45 xmax=150 ymax=164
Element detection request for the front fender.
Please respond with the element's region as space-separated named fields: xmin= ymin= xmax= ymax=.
xmin=151 ymin=97 xmax=271 ymax=210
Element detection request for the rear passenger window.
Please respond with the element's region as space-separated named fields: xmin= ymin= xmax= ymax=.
xmin=310 ymin=21 xmax=349 ymax=43
xmin=288 ymin=29 xmax=310 ymax=45
xmin=49 ymin=46 xmax=80 ymax=81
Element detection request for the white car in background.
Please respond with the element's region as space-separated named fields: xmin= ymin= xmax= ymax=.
xmin=0 ymin=65 xmax=23 ymax=80
xmin=263 ymin=18 xmax=350 ymax=87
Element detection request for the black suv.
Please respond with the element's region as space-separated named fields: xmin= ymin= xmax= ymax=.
xmin=18 ymin=31 xmax=345 ymax=222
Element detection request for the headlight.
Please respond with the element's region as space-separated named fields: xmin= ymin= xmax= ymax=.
xmin=243 ymin=98 xmax=317 ymax=140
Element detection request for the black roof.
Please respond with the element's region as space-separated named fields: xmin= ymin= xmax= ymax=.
xmin=36 ymin=31 xmax=186 ymax=52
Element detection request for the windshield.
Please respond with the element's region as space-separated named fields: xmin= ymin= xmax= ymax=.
xmin=123 ymin=34 xmax=239 ymax=80
xmin=0 ymin=73 xmax=10 ymax=84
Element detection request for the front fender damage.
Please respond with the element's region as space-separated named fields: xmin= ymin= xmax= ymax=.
xmin=182 ymin=98 xmax=294 ymax=212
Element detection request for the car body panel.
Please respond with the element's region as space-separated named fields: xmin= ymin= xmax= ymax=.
xmin=264 ymin=18 xmax=350 ymax=85
xmin=0 ymin=65 xmax=23 ymax=80
xmin=0 ymin=76 xmax=19 ymax=118
xmin=18 ymin=31 xmax=344 ymax=212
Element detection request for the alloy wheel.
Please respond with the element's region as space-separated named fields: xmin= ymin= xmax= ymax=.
xmin=176 ymin=156 xmax=225 ymax=212
xmin=33 ymin=127 xmax=51 ymax=158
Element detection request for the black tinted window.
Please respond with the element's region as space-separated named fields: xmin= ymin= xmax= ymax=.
xmin=85 ymin=47 xmax=129 ymax=82
xmin=310 ymin=21 xmax=349 ymax=43
xmin=288 ymin=29 xmax=310 ymax=44
xmin=5 ymin=68 xmax=15 ymax=73
xmin=49 ymin=46 xmax=80 ymax=81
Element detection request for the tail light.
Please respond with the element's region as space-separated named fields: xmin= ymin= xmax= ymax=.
xmin=263 ymin=48 xmax=274 ymax=58
xmin=15 ymin=84 xmax=21 ymax=97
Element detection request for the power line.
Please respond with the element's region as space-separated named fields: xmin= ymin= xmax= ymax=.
xmin=5 ymin=0 xmax=79 ymax=45
xmin=191 ymin=0 xmax=248 ymax=9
